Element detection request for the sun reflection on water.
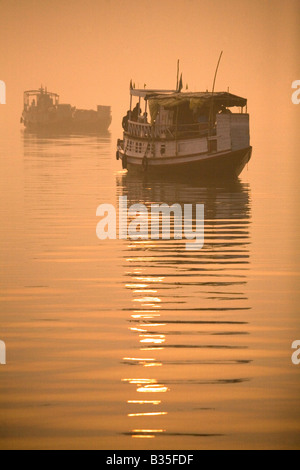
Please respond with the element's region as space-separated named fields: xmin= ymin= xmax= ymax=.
xmin=120 ymin=175 xmax=252 ymax=441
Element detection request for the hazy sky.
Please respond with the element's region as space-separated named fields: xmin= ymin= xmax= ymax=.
xmin=0 ymin=0 xmax=299 ymax=130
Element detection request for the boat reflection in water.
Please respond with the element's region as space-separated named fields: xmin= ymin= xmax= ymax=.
xmin=118 ymin=171 xmax=252 ymax=444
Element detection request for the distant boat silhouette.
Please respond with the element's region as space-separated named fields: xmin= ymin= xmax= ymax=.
xmin=21 ymin=87 xmax=111 ymax=133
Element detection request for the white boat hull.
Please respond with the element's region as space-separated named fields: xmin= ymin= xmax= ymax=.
xmin=118 ymin=146 xmax=252 ymax=178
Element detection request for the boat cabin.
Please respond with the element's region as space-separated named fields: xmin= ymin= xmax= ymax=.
xmin=23 ymin=87 xmax=59 ymax=112
xmin=122 ymin=88 xmax=250 ymax=158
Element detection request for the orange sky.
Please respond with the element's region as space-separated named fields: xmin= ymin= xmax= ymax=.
xmin=0 ymin=0 xmax=299 ymax=133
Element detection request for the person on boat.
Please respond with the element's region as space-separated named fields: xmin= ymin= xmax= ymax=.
xmin=219 ymin=105 xmax=232 ymax=114
xmin=122 ymin=111 xmax=130 ymax=131
xmin=122 ymin=103 xmax=142 ymax=131
xmin=131 ymin=103 xmax=141 ymax=122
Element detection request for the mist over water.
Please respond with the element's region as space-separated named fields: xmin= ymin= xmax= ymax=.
xmin=0 ymin=0 xmax=299 ymax=451
xmin=0 ymin=121 xmax=299 ymax=449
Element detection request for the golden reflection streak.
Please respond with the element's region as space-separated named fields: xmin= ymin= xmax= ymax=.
xmin=140 ymin=347 xmax=164 ymax=351
xmin=125 ymin=268 xmax=167 ymax=436
xmin=144 ymin=362 xmax=162 ymax=367
xmin=131 ymin=429 xmax=166 ymax=439
xmin=131 ymin=314 xmax=160 ymax=319
xmin=133 ymin=429 xmax=165 ymax=433
xmin=122 ymin=378 xmax=157 ymax=385
xmin=129 ymin=327 xmax=147 ymax=332
xmin=137 ymin=385 xmax=169 ymax=393
xmin=127 ymin=401 xmax=161 ymax=405
xmin=132 ymin=310 xmax=160 ymax=313
xmin=128 ymin=412 xmax=168 ymax=417
xmin=133 ymin=277 xmax=165 ymax=283
xmin=123 ymin=357 xmax=156 ymax=362
xmin=140 ymin=335 xmax=165 ymax=339
xmin=126 ymin=284 xmax=149 ymax=289
xmin=128 ymin=241 xmax=154 ymax=247
xmin=140 ymin=337 xmax=166 ymax=345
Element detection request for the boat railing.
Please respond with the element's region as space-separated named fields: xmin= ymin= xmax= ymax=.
xmin=127 ymin=120 xmax=215 ymax=140
xmin=128 ymin=120 xmax=152 ymax=138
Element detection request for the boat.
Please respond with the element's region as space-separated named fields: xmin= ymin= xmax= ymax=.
xmin=116 ymin=82 xmax=252 ymax=177
xmin=21 ymin=87 xmax=111 ymax=132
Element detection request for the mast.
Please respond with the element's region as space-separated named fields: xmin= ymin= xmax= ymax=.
xmin=176 ymin=59 xmax=180 ymax=90
xmin=209 ymin=51 xmax=223 ymax=134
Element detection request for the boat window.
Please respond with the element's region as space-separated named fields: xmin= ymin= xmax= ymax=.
xmin=135 ymin=142 xmax=143 ymax=154
xmin=147 ymin=143 xmax=155 ymax=157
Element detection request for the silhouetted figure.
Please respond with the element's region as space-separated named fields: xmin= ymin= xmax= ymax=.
xmin=122 ymin=104 xmax=142 ymax=131
xmin=131 ymin=103 xmax=141 ymax=122
xmin=220 ymin=105 xmax=232 ymax=114
xmin=122 ymin=111 xmax=130 ymax=131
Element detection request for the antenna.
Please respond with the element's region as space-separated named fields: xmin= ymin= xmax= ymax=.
xmin=212 ymin=51 xmax=223 ymax=96
xmin=209 ymin=51 xmax=223 ymax=133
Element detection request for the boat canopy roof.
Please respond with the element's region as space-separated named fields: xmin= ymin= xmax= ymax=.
xmin=140 ymin=91 xmax=247 ymax=122
xmin=131 ymin=88 xmax=246 ymax=105
xmin=145 ymin=91 xmax=246 ymax=106
xmin=130 ymin=88 xmax=176 ymax=98
xmin=24 ymin=89 xmax=59 ymax=98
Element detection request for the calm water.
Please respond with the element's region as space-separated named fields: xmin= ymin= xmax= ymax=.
xmin=0 ymin=124 xmax=299 ymax=450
